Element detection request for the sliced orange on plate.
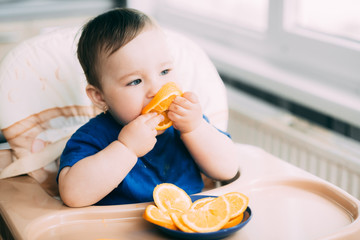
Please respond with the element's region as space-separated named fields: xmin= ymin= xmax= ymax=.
xmin=224 ymin=192 xmax=249 ymax=219
xmin=189 ymin=196 xmax=215 ymax=211
xmin=143 ymin=183 xmax=250 ymax=234
xmin=181 ymin=195 xmax=231 ymax=233
xmin=153 ymin=183 xmax=192 ymax=213
xmin=143 ymin=204 xmax=177 ymax=230
xmin=141 ymin=82 xmax=182 ymax=130
xmin=222 ymin=212 xmax=244 ymax=229
xmin=169 ymin=212 xmax=195 ymax=233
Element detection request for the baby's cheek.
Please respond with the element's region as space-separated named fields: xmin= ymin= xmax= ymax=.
xmin=112 ymin=106 xmax=141 ymax=125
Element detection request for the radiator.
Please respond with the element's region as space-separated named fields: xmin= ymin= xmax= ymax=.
xmin=227 ymin=86 xmax=360 ymax=199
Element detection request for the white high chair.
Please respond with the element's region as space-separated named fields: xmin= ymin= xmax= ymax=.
xmin=1 ymin=27 xmax=360 ymax=240
xmin=0 ymin=26 xmax=229 ymax=196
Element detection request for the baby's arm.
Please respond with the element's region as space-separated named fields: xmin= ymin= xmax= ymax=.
xmin=168 ymin=92 xmax=238 ymax=181
xmin=58 ymin=141 xmax=137 ymax=207
xmin=58 ymin=113 xmax=163 ymax=207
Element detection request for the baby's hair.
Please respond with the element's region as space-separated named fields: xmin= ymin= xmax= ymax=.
xmin=77 ymin=8 xmax=155 ymax=90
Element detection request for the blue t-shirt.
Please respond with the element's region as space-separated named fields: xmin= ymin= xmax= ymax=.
xmin=59 ymin=113 xmax=213 ymax=205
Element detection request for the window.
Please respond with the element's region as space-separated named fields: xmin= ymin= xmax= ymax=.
xmin=159 ymin=0 xmax=269 ymax=32
xmin=293 ymin=0 xmax=360 ymax=42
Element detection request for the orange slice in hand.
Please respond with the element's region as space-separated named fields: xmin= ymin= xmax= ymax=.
xmin=153 ymin=183 xmax=192 ymax=213
xmin=181 ymin=195 xmax=231 ymax=233
xmin=141 ymin=82 xmax=182 ymax=130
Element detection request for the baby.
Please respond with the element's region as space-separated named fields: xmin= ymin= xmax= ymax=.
xmin=58 ymin=8 xmax=238 ymax=207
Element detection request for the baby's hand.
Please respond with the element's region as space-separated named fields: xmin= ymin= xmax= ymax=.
xmin=118 ymin=113 xmax=163 ymax=157
xmin=168 ymin=92 xmax=202 ymax=133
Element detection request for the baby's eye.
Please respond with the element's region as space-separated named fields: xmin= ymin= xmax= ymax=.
xmin=127 ymin=79 xmax=142 ymax=86
xmin=160 ymin=69 xmax=170 ymax=76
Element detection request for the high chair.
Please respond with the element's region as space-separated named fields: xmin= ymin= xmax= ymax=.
xmin=1 ymin=26 xmax=360 ymax=240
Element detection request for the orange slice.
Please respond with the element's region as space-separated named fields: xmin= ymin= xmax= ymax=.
xmin=223 ymin=192 xmax=249 ymax=219
xmin=189 ymin=197 xmax=215 ymax=211
xmin=181 ymin=195 xmax=231 ymax=233
xmin=153 ymin=183 xmax=192 ymax=213
xmin=170 ymin=212 xmax=195 ymax=233
xmin=143 ymin=204 xmax=177 ymax=230
xmin=222 ymin=212 xmax=244 ymax=229
xmin=141 ymin=82 xmax=182 ymax=130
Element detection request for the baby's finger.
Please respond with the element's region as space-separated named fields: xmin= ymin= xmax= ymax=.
xmin=167 ymin=110 xmax=183 ymax=121
xmin=146 ymin=113 xmax=164 ymax=129
xmin=171 ymin=96 xmax=193 ymax=112
xmin=172 ymin=96 xmax=188 ymax=107
xmin=181 ymin=92 xmax=199 ymax=104
xmin=168 ymin=102 xmax=186 ymax=116
xmin=138 ymin=112 xmax=158 ymax=121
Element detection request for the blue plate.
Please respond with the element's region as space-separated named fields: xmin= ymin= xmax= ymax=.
xmin=152 ymin=195 xmax=252 ymax=240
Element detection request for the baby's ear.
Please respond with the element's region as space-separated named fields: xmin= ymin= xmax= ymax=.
xmin=86 ymin=84 xmax=106 ymax=110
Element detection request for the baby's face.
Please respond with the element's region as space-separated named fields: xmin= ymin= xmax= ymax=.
xmin=99 ymin=26 xmax=175 ymax=125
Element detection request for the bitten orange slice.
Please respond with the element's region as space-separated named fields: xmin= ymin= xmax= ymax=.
xmin=143 ymin=204 xmax=177 ymax=230
xmin=141 ymin=81 xmax=182 ymax=130
xmin=153 ymin=183 xmax=192 ymax=213
xmin=223 ymin=192 xmax=249 ymax=219
xmin=181 ymin=195 xmax=231 ymax=233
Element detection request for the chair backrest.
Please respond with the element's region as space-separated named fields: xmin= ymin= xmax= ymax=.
xmin=0 ymin=27 xmax=228 ymax=196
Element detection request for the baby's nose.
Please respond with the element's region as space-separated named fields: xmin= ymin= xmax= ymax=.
xmin=147 ymin=82 xmax=162 ymax=98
